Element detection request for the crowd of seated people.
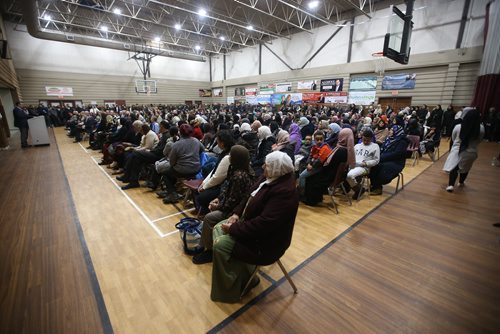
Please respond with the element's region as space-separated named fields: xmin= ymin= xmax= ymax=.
xmin=58 ymin=100 xmax=484 ymax=301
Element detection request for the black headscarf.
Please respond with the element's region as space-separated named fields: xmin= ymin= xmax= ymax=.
xmin=459 ymin=108 xmax=481 ymax=153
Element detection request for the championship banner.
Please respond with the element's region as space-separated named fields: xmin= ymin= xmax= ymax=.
xmin=45 ymin=86 xmax=74 ymax=96
xmin=382 ymin=73 xmax=416 ymax=90
xmin=259 ymin=84 xmax=275 ymax=94
xmin=275 ymin=82 xmax=292 ymax=93
xmin=348 ymin=91 xmax=376 ymax=105
xmin=349 ymin=76 xmax=377 ymax=91
xmin=213 ymin=88 xmax=223 ymax=97
xmin=199 ymin=89 xmax=212 ymax=97
xmin=297 ymin=80 xmax=317 ymax=90
xmin=245 ymin=87 xmax=258 ymax=96
xmin=320 ymin=78 xmax=343 ymax=92
xmin=324 ymin=92 xmax=348 ymax=103
xmin=271 ymin=93 xmax=302 ymax=106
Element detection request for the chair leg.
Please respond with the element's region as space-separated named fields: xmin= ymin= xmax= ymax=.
xmin=401 ymin=172 xmax=404 ymax=189
xmin=396 ymin=174 xmax=401 ymax=192
xmin=341 ymin=183 xmax=352 ymax=206
xmin=328 ymin=187 xmax=339 ymax=214
xmin=276 ymin=260 xmax=298 ymax=294
xmin=240 ymin=266 xmax=260 ymax=299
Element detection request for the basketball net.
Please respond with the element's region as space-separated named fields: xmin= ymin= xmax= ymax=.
xmin=372 ymin=52 xmax=388 ymax=76
xmin=145 ymin=85 xmax=151 ymax=96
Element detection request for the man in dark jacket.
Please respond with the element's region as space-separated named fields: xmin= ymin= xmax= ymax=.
xmin=13 ymin=102 xmax=30 ymax=148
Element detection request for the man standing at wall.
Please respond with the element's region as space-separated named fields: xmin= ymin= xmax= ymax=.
xmin=13 ymin=101 xmax=31 ymax=148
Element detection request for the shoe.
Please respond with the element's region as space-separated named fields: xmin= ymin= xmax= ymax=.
xmin=121 ymin=182 xmax=140 ymax=190
xmin=145 ymin=181 xmax=157 ymax=190
xmin=163 ymin=193 xmax=181 ymax=204
xmin=98 ymin=160 xmax=110 ymax=166
xmin=371 ymin=187 xmax=383 ymax=195
xmin=446 ymin=185 xmax=454 ymax=192
xmin=352 ymin=187 xmax=365 ymax=200
xmin=192 ymin=250 xmax=213 ymax=264
xmin=156 ymin=190 xmax=168 ymax=198
xmin=116 ymin=176 xmax=129 ymax=182
xmin=242 ymin=276 xmax=260 ymax=297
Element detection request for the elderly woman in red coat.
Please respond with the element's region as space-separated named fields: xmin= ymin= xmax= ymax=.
xmin=210 ymin=150 xmax=299 ymax=303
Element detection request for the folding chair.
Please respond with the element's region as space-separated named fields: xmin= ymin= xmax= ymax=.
xmin=327 ymin=162 xmax=351 ymax=214
xmin=407 ymin=135 xmax=420 ymax=166
xmin=241 ymin=259 xmax=297 ymax=299
xmin=395 ymin=172 xmax=404 ymax=192
xmin=182 ymin=179 xmax=203 ymax=214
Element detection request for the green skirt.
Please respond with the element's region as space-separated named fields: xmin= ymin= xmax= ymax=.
xmin=210 ymin=220 xmax=256 ymax=303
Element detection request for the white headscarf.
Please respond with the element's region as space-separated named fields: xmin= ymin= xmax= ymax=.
xmin=251 ymin=151 xmax=294 ymax=196
xmin=240 ymin=123 xmax=251 ymax=132
xmin=257 ymin=126 xmax=272 ymax=141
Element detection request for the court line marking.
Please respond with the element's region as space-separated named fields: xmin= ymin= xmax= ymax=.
xmin=151 ymin=208 xmax=195 ymax=223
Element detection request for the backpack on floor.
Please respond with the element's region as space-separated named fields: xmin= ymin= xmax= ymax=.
xmin=175 ymin=217 xmax=203 ymax=255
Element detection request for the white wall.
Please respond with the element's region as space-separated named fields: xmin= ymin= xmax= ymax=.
xmin=5 ymin=23 xmax=210 ymax=82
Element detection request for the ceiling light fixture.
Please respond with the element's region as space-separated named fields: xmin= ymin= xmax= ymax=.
xmin=174 ymin=23 xmax=181 ymax=30
xmin=198 ymin=9 xmax=207 ymax=17
xmin=219 ymin=36 xmax=226 ymax=41
xmin=154 ymin=37 xmax=161 ymax=42
xmin=308 ymin=1 xmax=320 ymax=9
xmin=44 ymin=14 xmax=52 ymax=21
xmin=100 ymin=26 xmax=108 ymax=32
xmin=246 ymin=25 xmax=254 ymax=30
xmin=195 ymin=45 xmax=201 ymax=50
xmin=113 ymin=8 xmax=121 ymax=15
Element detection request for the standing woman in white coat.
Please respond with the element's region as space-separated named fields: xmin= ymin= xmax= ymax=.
xmin=443 ymin=107 xmax=484 ymax=192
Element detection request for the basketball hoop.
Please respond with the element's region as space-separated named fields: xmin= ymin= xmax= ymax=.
xmin=145 ymin=85 xmax=151 ymax=96
xmin=372 ymin=52 xmax=388 ymax=76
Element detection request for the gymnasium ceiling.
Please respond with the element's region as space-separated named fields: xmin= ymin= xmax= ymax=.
xmin=1 ymin=0 xmax=397 ymax=61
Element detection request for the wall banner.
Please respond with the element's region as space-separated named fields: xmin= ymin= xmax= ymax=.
xmin=275 ymin=82 xmax=292 ymax=93
xmin=348 ymin=91 xmax=377 ymax=105
xmin=213 ymin=88 xmax=223 ymax=97
xmin=245 ymin=87 xmax=258 ymax=96
xmin=324 ymin=92 xmax=348 ymax=103
xmin=245 ymin=95 xmax=257 ymax=104
xmin=297 ymin=80 xmax=317 ymax=90
xmin=320 ymin=78 xmax=343 ymax=92
xmin=349 ymin=76 xmax=377 ymax=91
xmin=259 ymin=84 xmax=275 ymax=94
xmin=381 ymin=73 xmax=417 ymax=90
xmin=199 ymin=89 xmax=212 ymax=97
xmin=256 ymin=95 xmax=272 ymax=105
xmin=45 ymin=86 xmax=74 ymax=96
xmin=271 ymin=93 xmax=303 ymax=106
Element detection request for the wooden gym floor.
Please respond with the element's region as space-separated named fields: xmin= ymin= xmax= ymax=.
xmin=0 ymin=127 xmax=499 ymax=333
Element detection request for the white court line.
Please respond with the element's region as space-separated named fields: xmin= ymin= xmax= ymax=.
xmin=77 ymin=141 xmax=182 ymax=238
xmin=151 ymin=208 xmax=195 ymax=223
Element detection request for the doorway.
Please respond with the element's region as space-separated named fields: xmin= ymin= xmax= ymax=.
xmin=378 ymin=97 xmax=412 ymax=112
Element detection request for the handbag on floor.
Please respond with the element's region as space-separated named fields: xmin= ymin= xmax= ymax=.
xmin=175 ymin=217 xmax=203 ymax=255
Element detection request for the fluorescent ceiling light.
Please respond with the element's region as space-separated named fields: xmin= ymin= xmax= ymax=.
xmin=113 ymin=8 xmax=121 ymax=15
xmin=198 ymin=9 xmax=207 ymax=17
xmin=308 ymin=1 xmax=320 ymax=9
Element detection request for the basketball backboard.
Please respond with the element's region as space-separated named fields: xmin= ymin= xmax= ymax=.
xmin=135 ymin=79 xmax=157 ymax=94
xmin=383 ymin=5 xmax=413 ymax=65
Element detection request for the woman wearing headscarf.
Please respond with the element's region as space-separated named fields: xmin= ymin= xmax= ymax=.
xmin=272 ymin=130 xmax=295 ymax=163
xmin=251 ymin=126 xmax=276 ymax=177
xmin=301 ymin=128 xmax=354 ymax=206
xmin=369 ymin=125 xmax=409 ymax=195
xmin=443 ymin=108 xmax=484 ymax=192
xmin=288 ymin=123 xmax=302 ymax=154
xmin=210 ymin=151 xmax=299 ymax=303
xmin=325 ymin=122 xmax=341 ymax=148
xmin=193 ymin=145 xmax=255 ymax=265
xmin=298 ymin=116 xmax=315 ymax=139
xmin=162 ymin=124 xmax=205 ymax=203
xmin=374 ymin=115 xmax=390 ymax=145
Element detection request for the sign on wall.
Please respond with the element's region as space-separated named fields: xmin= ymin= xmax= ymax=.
xmin=245 ymin=87 xmax=258 ymax=96
xmin=382 ymin=73 xmax=416 ymax=90
xmin=349 ymin=76 xmax=377 ymax=91
xmin=259 ymin=84 xmax=275 ymax=94
xmin=199 ymin=89 xmax=212 ymax=97
xmin=271 ymin=93 xmax=303 ymax=106
xmin=297 ymin=80 xmax=317 ymax=90
xmin=275 ymin=82 xmax=292 ymax=93
xmin=234 ymin=87 xmax=246 ymax=96
xmin=256 ymin=95 xmax=272 ymax=105
xmin=213 ymin=88 xmax=223 ymax=97
xmin=324 ymin=92 xmax=348 ymax=103
xmin=45 ymin=86 xmax=74 ymax=96
xmin=246 ymin=95 xmax=257 ymax=104
xmin=348 ymin=91 xmax=377 ymax=105
xmin=320 ymin=78 xmax=343 ymax=92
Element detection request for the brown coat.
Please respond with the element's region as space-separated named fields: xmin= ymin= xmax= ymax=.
xmin=229 ymin=173 xmax=299 ymax=265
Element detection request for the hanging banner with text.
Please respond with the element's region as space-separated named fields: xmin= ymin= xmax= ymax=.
xmin=297 ymin=80 xmax=318 ymax=90
xmin=320 ymin=78 xmax=343 ymax=92
xmin=212 ymin=88 xmax=223 ymax=97
xmin=382 ymin=73 xmax=417 ymax=90
xmin=45 ymin=86 xmax=74 ymax=96
xmin=199 ymin=89 xmax=212 ymax=97
xmin=302 ymin=92 xmax=347 ymax=103
xmin=349 ymin=76 xmax=377 ymax=91
xmin=275 ymin=82 xmax=292 ymax=93
xmin=259 ymin=84 xmax=275 ymax=94
xmin=245 ymin=87 xmax=258 ymax=96
xmin=245 ymin=95 xmax=257 ymax=104
xmin=348 ymin=91 xmax=377 ymax=105
xmin=271 ymin=93 xmax=303 ymax=106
